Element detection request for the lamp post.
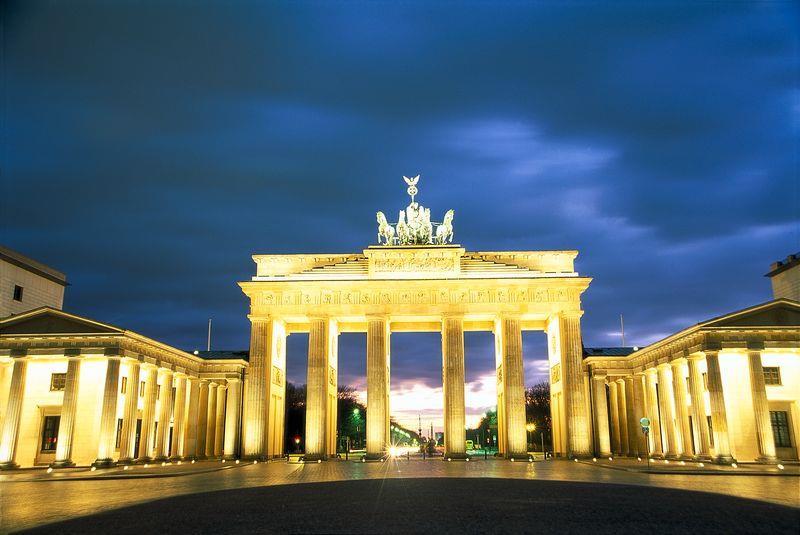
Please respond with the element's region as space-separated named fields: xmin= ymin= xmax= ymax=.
xmin=353 ymin=408 xmax=361 ymax=449
xmin=526 ymin=422 xmax=536 ymax=453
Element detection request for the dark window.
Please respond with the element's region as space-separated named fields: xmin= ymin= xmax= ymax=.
xmin=702 ymin=372 xmax=708 ymax=391
xmin=707 ymin=415 xmax=714 ymax=447
xmin=139 ymin=381 xmax=146 ymax=397
xmin=157 ymin=384 xmax=160 ymax=400
xmin=771 ymin=411 xmax=792 ymax=448
xmin=12 ymin=285 xmax=23 ymax=302
xmin=50 ymin=373 xmax=67 ymax=391
xmin=115 ymin=418 xmax=124 ymax=449
xmin=40 ymin=415 xmax=60 ymax=452
xmin=120 ymin=376 xmax=127 ymax=394
xmin=763 ymin=367 xmax=782 ymax=386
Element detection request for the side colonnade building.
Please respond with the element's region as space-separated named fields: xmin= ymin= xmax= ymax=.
xmin=584 ymin=299 xmax=800 ymax=463
xmin=0 ymin=308 xmax=246 ymax=469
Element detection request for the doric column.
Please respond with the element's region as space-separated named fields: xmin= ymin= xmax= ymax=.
xmin=747 ymin=350 xmax=777 ymax=462
xmin=170 ymin=374 xmax=187 ymax=460
xmin=616 ymin=379 xmax=629 ymax=455
xmin=0 ymin=358 xmax=28 ymax=469
xmin=558 ymin=313 xmax=591 ymax=457
xmin=205 ymin=383 xmax=218 ymax=458
xmin=118 ymin=360 xmax=141 ymax=463
xmin=656 ymin=364 xmax=678 ymax=458
xmin=243 ymin=318 xmax=286 ymax=460
xmin=196 ymin=380 xmax=210 ymax=459
xmin=645 ymin=369 xmax=663 ymax=456
xmin=52 ymin=357 xmax=82 ymax=467
xmin=154 ymin=370 xmax=174 ymax=461
xmin=495 ymin=315 xmax=528 ymax=459
xmin=94 ymin=357 xmax=121 ymax=467
xmin=305 ymin=318 xmax=338 ymax=461
xmin=266 ymin=322 xmax=287 ymax=458
xmin=632 ymin=373 xmax=648 ymax=456
xmin=591 ymin=372 xmax=611 ymax=457
xmin=608 ymin=380 xmax=621 ymax=454
xmin=366 ymin=316 xmax=390 ymax=459
xmin=442 ymin=315 xmax=467 ymax=459
xmin=137 ymin=365 xmax=159 ymax=461
xmin=705 ymin=350 xmax=735 ymax=463
xmin=624 ymin=376 xmax=638 ymax=455
xmin=326 ymin=324 xmax=339 ymax=458
xmin=223 ymin=379 xmax=242 ymax=459
xmin=214 ymin=385 xmax=226 ymax=458
xmin=183 ymin=377 xmax=200 ymax=459
xmin=671 ymin=360 xmax=693 ymax=458
xmin=687 ymin=355 xmax=711 ymax=459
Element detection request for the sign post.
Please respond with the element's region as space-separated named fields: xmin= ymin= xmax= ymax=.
xmin=640 ymin=417 xmax=651 ymax=469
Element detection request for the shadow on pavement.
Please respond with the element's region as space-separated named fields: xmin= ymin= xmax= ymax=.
xmin=21 ymin=477 xmax=800 ymax=534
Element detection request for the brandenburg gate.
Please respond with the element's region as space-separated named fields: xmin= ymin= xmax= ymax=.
xmin=239 ymin=177 xmax=592 ymax=460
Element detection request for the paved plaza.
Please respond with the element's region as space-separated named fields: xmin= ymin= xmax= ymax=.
xmin=2 ymin=458 xmax=798 ymax=533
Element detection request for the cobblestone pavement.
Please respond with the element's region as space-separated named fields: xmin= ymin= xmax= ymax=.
xmin=2 ymin=458 xmax=798 ymax=532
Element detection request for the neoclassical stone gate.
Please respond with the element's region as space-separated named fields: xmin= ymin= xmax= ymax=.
xmin=241 ymin=247 xmax=595 ymax=459
xmin=239 ymin=181 xmax=593 ymax=460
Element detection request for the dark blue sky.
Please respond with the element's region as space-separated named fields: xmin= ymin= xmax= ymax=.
xmin=2 ymin=2 xmax=798 ymax=420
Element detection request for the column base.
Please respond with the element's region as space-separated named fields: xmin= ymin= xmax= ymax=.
xmin=692 ymin=453 xmax=712 ymax=462
xmin=152 ymin=456 xmax=170 ymax=463
xmin=664 ymin=453 xmax=681 ymax=460
xmin=241 ymin=454 xmax=268 ymax=462
xmin=222 ymin=454 xmax=239 ymax=461
xmin=756 ymin=455 xmax=779 ymax=464
xmin=92 ymin=458 xmax=117 ymax=468
xmin=49 ymin=460 xmax=75 ymax=468
xmin=0 ymin=461 xmax=20 ymax=470
xmin=507 ymin=453 xmax=535 ymax=462
xmin=712 ymin=454 xmax=737 ymax=465
xmin=135 ymin=457 xmax=154 ymax=465
xmin=301 ymin=453 xmax=327 ymax=463
xmin=364 ymin=452 xmax=388 ymax=462
xmin=443 ymin=452 xmax=469 ymax=461
xmin=116 ymin=458 xmax=136 ymax=465
xmin=168 ymin=455 xmax=184 ymax=462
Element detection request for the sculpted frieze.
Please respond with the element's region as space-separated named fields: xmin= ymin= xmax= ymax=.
xmin=254 ymin=285 xmax=580 ymax=311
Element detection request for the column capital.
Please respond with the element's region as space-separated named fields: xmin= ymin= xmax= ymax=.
xmin=645 ymin=367 xmax=658 ymax=377
xmin=703 ymin=349 xmax=720 ymax=357
xmin=559 ymin=310 xmax=584 ymax=320
xmin=686 ymin=352 xmax=705 ymax=362
xmin=656 ymin=362 xmax=672 ymax=371
xmin=591 ymin=371 xmax=607 ymax=380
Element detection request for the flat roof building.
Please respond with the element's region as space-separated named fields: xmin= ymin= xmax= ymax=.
xmin=0 ymin=246 xmax=67 ymax=318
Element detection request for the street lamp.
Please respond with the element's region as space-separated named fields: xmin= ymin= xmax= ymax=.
xmin=526 ymin=422 xmax=536 ymax=453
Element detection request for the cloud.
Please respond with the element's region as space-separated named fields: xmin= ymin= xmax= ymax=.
xmin=2 ymin=1 xmax=797 ymax=394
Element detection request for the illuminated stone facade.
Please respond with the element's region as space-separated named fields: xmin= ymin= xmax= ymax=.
xmin=584 ymin=300 xmax=800 ymax=463
xmin=239 ymin=246 xmax=593 ymax=460
xmin=0 ymin=308 xmax=245 ymax=468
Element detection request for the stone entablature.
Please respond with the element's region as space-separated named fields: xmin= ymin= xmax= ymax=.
xmin=364 ymin=246 xmax=464 ymax=278
xmin=243 ymin=278 xmax=589 ymax=325
xmin=251 ymin=249 xmax=580 ymax=281
xmin=584 ymin=300 xmax=800 ymax=375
